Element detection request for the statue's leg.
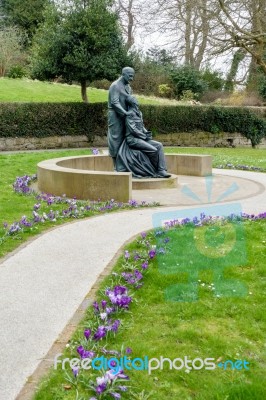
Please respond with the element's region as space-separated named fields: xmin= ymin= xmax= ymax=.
xmin=148 ymin=140 xmax=167 ymax=171
xmin=147 ymin=140 xmax=171 ymax=177
xmin=108 ymin=111 xmax=125 ymax=162
xmin=131 ymin=141 xmax=159 ymax=169
xmin=112 ymin=157 xmax=117 ymax=170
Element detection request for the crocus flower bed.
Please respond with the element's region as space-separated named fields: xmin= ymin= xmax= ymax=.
xmin=217 ymin=163 xmax=266 ymax=173
xmin=0 ymin=174 xmax=158 ymax=249
xmin=35 ymin=228 xmax=168 ymax=399
xmin=34 ymin=212 xmax=266 ymax=400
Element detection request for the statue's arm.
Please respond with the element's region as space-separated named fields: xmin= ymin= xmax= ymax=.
xmin=110 ymin=85 xmax=128 ymax=116
xmin=139 ymin=111 xmax=152 ymax=139
xmin=126 ymin=117 xmax=147 ymax=140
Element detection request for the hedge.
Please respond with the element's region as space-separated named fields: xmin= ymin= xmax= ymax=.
xmin=0 ymin=102 xmax=265 ymax=147
xmin=141 ymin=104 xmax=266 ymax=147
xmin=0 ymin=102 xmax=107 ymax=141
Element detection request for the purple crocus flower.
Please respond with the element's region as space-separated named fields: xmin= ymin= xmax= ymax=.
xmin=141 ymin=232 xmax=147 ymax=238
xmin=126 ymin=347 xmax=132 ymax=354
xmin=82 ymin=350 xmax=95 ymax=359
xmin=119 ymin=296 xmax=132 ymax=308
xmin=77 ymin=345 xmax=85 ymax=357
xmin=141 ymin=261 xmax=148 ymax=270
xmin=134 ymin=252 xmax=141 ymax=261
xmin=84 ymin=329 xmax=91 ymax=340
xmin=100 ymin=312 xmax=107 ymax=320
xmin=111 ymin=319 xmax=120 ymax=332
xmin=116 ymin=370 xmax=129 ymax=380
xmin=106 ymin=306 xmax=115 ymax=315
xmin=96 ymin=383 xmax=107 ymax=394
xmin=101 ymin=300 xmax=107 ymax=310
xmin=101 ymin=348 xmax=120 ymax=356
xmin=121 ymin=272 xmax=134 ymax=284
xmin=124 ymin=250 xmax=130 ymax=260
xmin=72 ymin=367 xmax=79 ymax=378
xmin=92 ymin=148 xmax=99 ymax=155
xmin=135 ymin=270 xmax=143 ymax=281
xmin=148 ymin=249 xmax=156 ymax=259
xmin=118 ymin=385 xmax=128 ymax=391
xmin=110 ymin=393 xmax=121 ymax=399
xmin=8 ymin=222 xmax=22 ymax=234
xmin=93 ymin=301 xmax=100 ymax=313
xmin=114 ymin=286 xmax=127 ymax=295
xmin=77 ymin=345 xmax=94 ymax=359
xmin=93 ymin=325 xmax=107 ymax=340
xmin=128 ymin=199 xmax=138 ymax=207
xmin=158 ymin=247 xmax=166 ymax=254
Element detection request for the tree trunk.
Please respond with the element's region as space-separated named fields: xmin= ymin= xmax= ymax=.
xmin=81 ymin=80 xmax=88 ymax=103
xmin=224 ymin=49 xmax=246 ymax=91
xmin=184 ymin=1 xmax=192 ymax=65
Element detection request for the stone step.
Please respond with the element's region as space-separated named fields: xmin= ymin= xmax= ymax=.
xmin=132 ymin=174 xmax=178 ymax=190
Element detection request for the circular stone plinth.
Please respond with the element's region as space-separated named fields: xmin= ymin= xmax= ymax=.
xmin=132 ymin=174 xmax=178 ymax=190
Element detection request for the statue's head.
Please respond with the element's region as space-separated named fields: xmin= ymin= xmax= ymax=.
xmin=122 ymin=67 xmax=135 ymax=83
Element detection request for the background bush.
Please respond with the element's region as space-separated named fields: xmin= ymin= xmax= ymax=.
xmin=170 ymin=66 xmax=208 ymax=99
xmin=7 ymin=65 xmax=27 ymax=79
xmin=0 ymin=102 xmax=265 ymax=147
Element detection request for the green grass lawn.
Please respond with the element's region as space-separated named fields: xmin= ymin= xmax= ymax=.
xmin=0 ymin=78 xmax=176 ymax=105
xmin=165 ymin=147 xmax=266 ymax=171
xmin=33 ymin=218 xmax=266 ymax=400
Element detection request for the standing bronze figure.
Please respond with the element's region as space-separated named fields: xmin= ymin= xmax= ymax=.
xmin=107 ymin=67 xmax=135 ymax=167
xmin=107 ymin=67 xmax=170 ymax=178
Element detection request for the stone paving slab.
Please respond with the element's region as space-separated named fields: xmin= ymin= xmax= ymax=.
xmin=0 ymin=169 xmax=265 ymax=400
xmin=132 ymin=170 xmax=265 ymax=206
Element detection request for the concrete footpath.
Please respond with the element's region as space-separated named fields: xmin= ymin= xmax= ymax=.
xmin=0 ymin=169 xmax=265 ymax=400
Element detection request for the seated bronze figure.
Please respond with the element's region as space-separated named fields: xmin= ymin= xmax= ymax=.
xmin=115 ymin=96 xmax=171 ymax=178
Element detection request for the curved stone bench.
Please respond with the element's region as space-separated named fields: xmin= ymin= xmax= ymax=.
xmin=37 ymin=154 xmax=212 ymax=202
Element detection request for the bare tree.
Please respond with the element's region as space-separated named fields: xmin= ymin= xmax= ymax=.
xmin=114 ymin=0 xmax=145 ymax=50
xmin=145 ymin=0 xmax=214 ymax=69
xmin=0 ymin=26 xmax=24 ymax=76
xmin=216 ymin=0 xmax=266 ymax=74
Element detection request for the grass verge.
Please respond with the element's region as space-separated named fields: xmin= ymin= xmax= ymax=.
xmin=33 ymin=216 xmax=266 ymax=400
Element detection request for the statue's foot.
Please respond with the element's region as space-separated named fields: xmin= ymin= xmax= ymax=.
xmin=157 ymin=170 xmax=171 ymax=178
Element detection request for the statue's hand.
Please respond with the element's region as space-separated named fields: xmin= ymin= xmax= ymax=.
xmin=145 ymin=131 xmax=153 ymax=140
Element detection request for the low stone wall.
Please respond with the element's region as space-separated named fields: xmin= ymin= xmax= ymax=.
xmin=38 ymin=155 xmax=132 ymax=203
xmin=0 ymin=132 xmax=265 ymax=151
xmin=38 ymin=154 xmax=212 ymax=202
xmin=0 ymin=135 xmax=105 ymax=151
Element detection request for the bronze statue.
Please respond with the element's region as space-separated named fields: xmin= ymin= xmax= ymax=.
xmin=108 ymin=68 xmax=171 ymax=178
xmin=107 ymin=67 xmax=135 ymax=167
